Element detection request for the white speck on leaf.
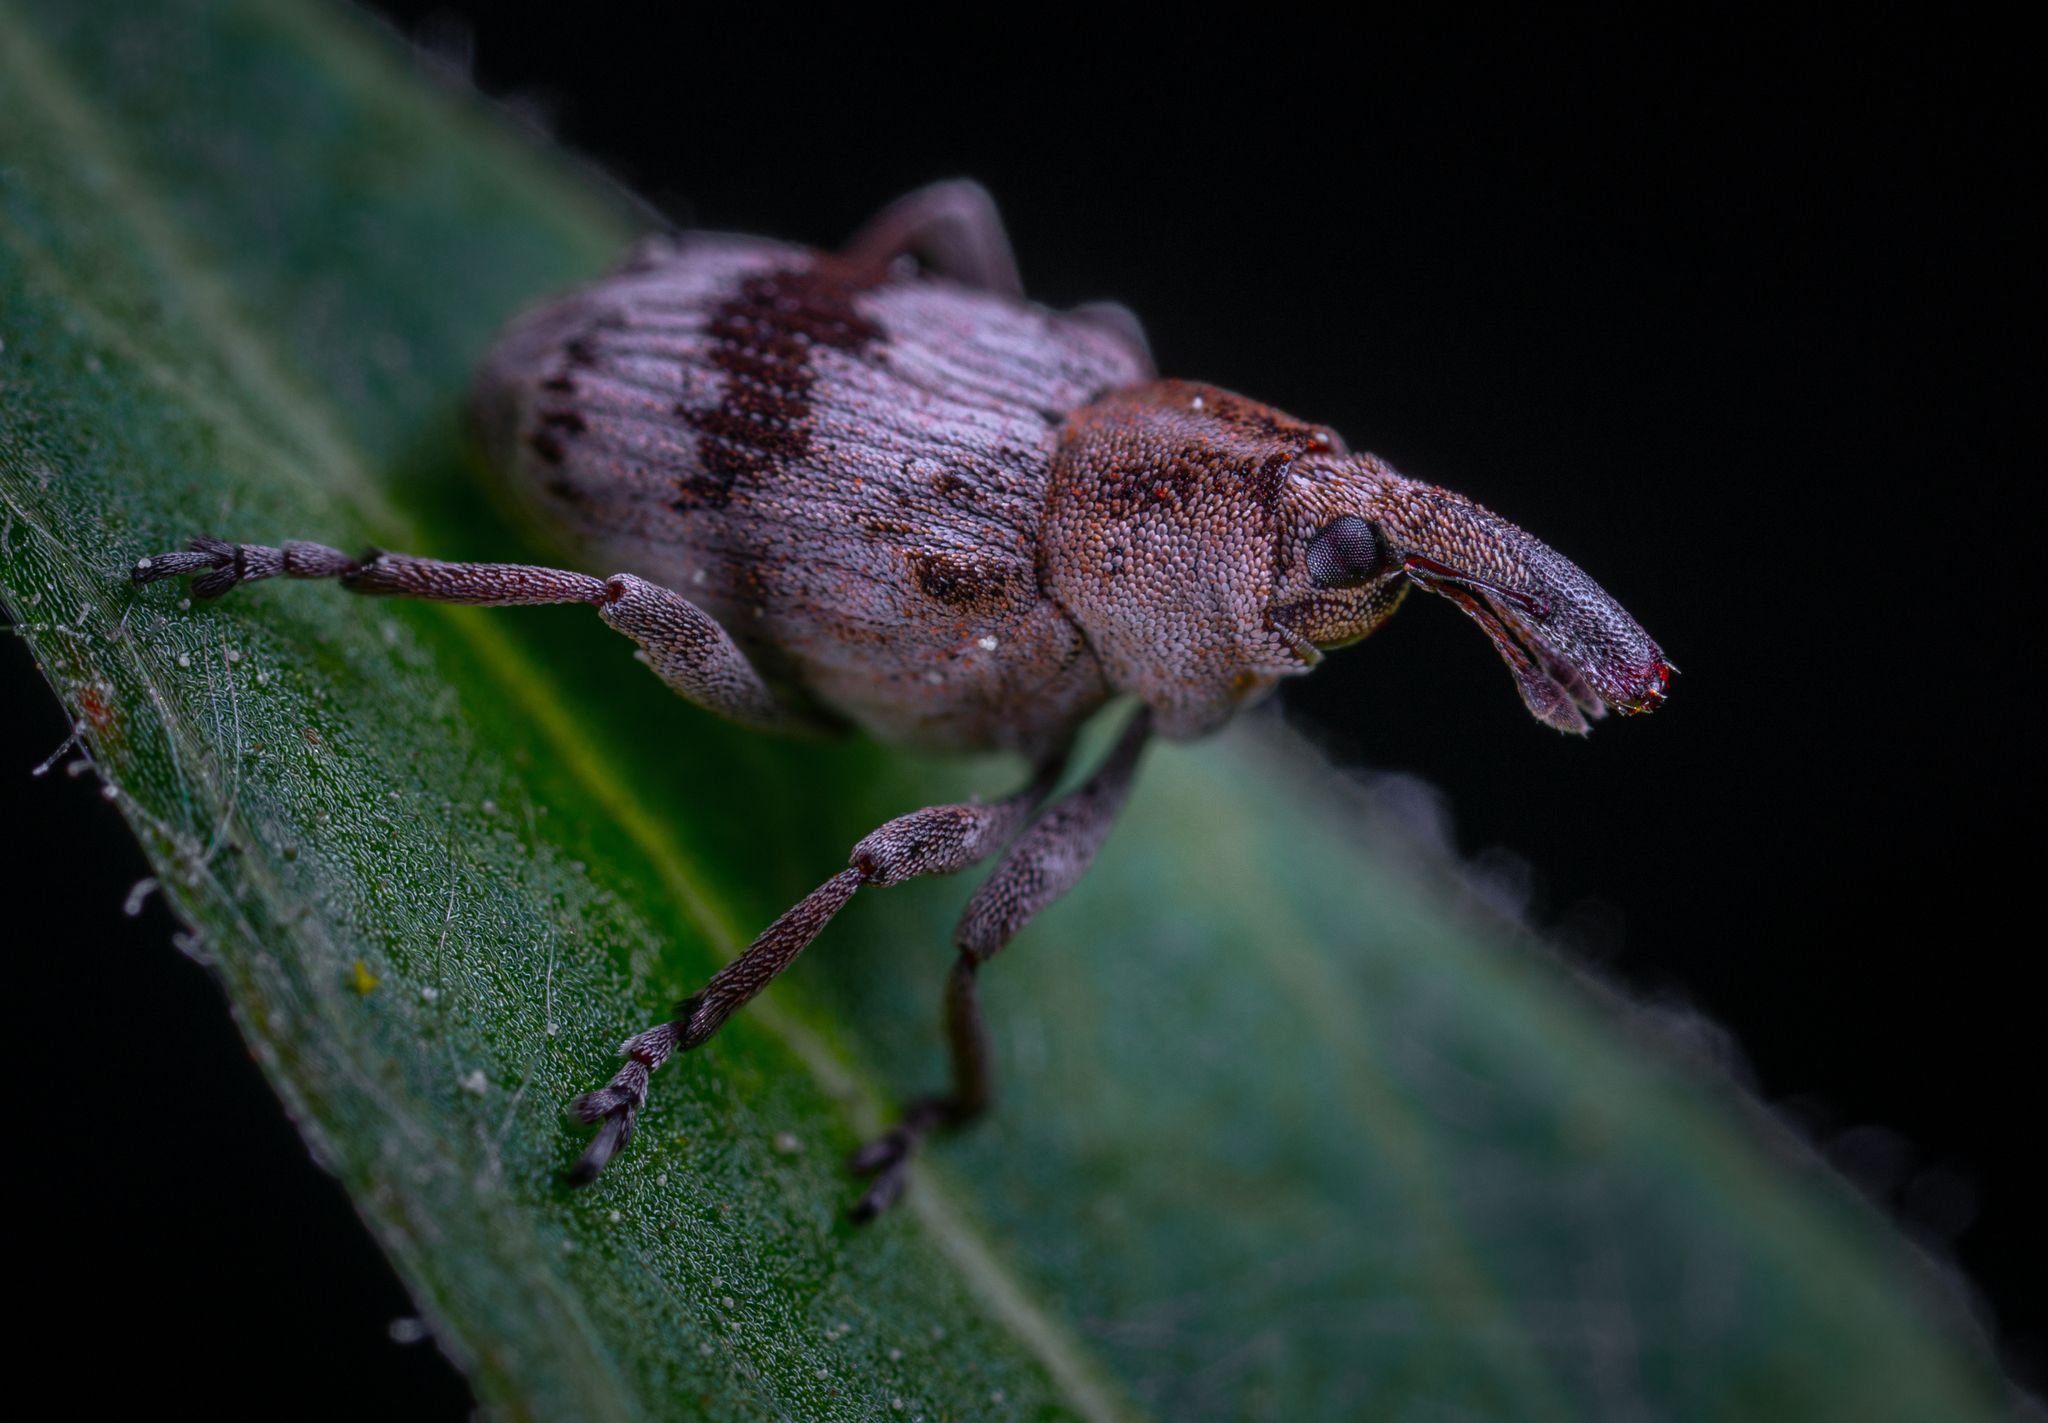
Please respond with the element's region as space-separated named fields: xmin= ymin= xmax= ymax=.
xmin=722 ymin=1296 xmax=735 ymax=1309
xmin=459 ymin=1069 xmax=487 ymax=1093
xmin=607 ymin=1209 xmax=620 ymax=1223
xmin=421 ymin=987 xmax=439 ymax=1002
xmin=977 ymin=636 xmax=998 ymax=651
xmin=773 ymin=1132 xmax=801 ymax=1154
xmin=123 ymin=877 xmax=158 ymax=916
xmin=176 ymin=653 xmax=190 ymax=667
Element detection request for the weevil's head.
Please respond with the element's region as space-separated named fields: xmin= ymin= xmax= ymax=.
xmin=1045 ymin=381 xmax=1670 ymax=737
xmin=1269 ymin=455 xmax=1672 ymax=734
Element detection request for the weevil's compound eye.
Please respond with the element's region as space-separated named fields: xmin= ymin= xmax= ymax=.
xmin=1305 ymin=516 xmax=1385 ymax=589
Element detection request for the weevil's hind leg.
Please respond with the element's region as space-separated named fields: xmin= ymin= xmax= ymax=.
xmin=849 ymin=708 xmax=1152 ymax=1221
xmin=132 ymin=539 xmax=815 ymax=734
xmin=847 ymin=951 xmax=991 ymax=1221
xmin=843 ymin=179 xmax=1023 ymax=299
xmin=565 ymin=760 xmax=1063 ymax=1185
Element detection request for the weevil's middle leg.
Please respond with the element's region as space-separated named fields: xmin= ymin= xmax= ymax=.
xmin=564 ymin=761 xmax=1061 ymax=1184
xmin=849 ymin=707 xmax=1152 ymax=1221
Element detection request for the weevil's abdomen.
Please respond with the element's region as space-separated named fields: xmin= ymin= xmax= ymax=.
xmin=473 ymin=233 xmax=1150 ymax=760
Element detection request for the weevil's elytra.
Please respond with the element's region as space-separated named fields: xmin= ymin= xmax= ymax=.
xmin=135 ymin=180 xmax=1672 ymax=1218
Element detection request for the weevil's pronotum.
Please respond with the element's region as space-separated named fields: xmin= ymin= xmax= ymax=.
xmin=136 ymin=181 xmax=1671 ymax=1219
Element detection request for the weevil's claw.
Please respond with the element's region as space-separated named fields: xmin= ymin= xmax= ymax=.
xmin=564 ymin=1104 xmax=636 ymax=1186
xmin=849 ymin=1124 xmax=916 ymax=1177
xmin=850 ymin=1158 xmax=913 ymax=1223
xmin=849 ymin=1126 xmax=919 ymax=1221
xmin=132 ymin=538 xmax=234 ymax=591
xmin=562 ymin=1021 xmax=680 ymax=1186
xmin=846 ymin=1099 xmax=954 ymax=1222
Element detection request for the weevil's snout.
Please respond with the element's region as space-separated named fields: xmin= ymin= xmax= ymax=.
xmin=1384 ymin=492 xmax=1671 ymax=733
xmin=1278 ymin=463 xmax=1670 ymax=734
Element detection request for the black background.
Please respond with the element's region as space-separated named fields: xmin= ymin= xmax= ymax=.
xmin=7 ymin=5 xmax=2034 ymax=1415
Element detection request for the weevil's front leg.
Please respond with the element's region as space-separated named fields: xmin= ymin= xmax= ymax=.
xmin=843 ymin=179 xmax=1023 ymax=298
xmin=564 ymin=760 xmax=1062 ymax=1184
xmin=850 ymin=707 xmax=1153 ymax=1221
xmin=132 ymin=538 xmax=808 ymax=733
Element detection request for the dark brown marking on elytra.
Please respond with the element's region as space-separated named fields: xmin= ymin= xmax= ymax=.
xmin=527 ymin=409 xmax=589 ymax=468
xmin=675 ymin=259 xmax=883 ymax=512
xmin=545 ymin=476 xmax=592 ymax=508
xmin=908 ymin=549 xmax=1022 ymax=615
xmin=528 ymin=428 xmax=565 ymax=465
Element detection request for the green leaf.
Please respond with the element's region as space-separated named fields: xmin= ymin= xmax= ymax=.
xmin=0 ymin=3 xmax=2013 ymax=1419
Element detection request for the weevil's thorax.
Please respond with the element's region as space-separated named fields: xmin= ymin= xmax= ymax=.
xmin=1044 ymin=382 xmax=1366 ymax=738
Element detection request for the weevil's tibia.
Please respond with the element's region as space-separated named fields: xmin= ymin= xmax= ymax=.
xmin=565 ymin=762 xmax=1062 ymax=1187
xmin=848 ymin=706 xmax=1152 ymax=1220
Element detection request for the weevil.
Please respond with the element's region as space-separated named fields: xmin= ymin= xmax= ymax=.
xmin=135 ymin=181 xmax=1670 ymax=1219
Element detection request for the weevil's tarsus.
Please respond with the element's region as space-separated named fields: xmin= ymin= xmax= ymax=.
xmin=133 ymin=537 xmax=360 ymax=598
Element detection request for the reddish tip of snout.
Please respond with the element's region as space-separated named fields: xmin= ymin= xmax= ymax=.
xmin=1618 ymin=660 xmax=1676 ymax=714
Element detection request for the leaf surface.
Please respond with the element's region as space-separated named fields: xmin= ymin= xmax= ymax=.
xmin=0 ymin=3 xmax=2011 ymax=1419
